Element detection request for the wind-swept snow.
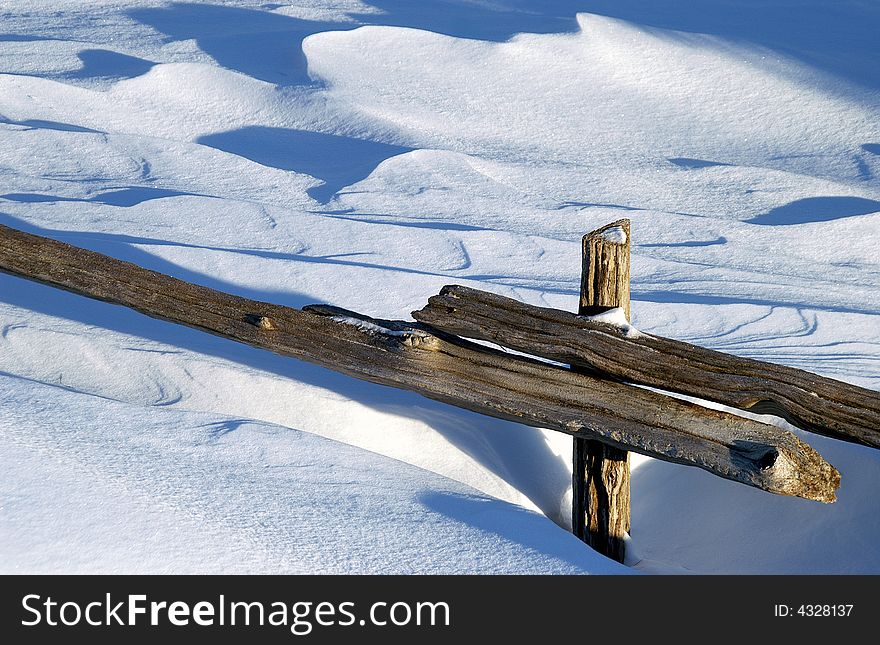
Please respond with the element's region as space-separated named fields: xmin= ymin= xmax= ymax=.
xmin=1 ymin=0 xmax=879 ymax=574
xmin=1 ymin=372 xmax=625 ymax=574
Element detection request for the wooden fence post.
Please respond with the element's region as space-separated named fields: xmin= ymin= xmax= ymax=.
xmin=0 ymin=223 xmax=843 ymax=503
xmin=572 ymin=219 xmax=632 ymax=563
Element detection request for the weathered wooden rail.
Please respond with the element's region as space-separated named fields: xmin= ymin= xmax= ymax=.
xmin=3 ymin=218 xmax=875 ymax=564
xmin=414 ymin=286 xmax=880 ymax=450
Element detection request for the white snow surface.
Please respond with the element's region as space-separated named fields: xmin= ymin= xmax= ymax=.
xmin=331 ymin=315 xmax=423 ymax=338
xmin=1 ymin=1 xmax=879 ymax=574
xmin=600 ymin=226 xmax=627 ymax=245
xmin=582 ymin=307 xmax=643 ymax=338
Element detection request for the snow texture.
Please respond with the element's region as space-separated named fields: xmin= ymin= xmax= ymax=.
xmin=1 ymin=0 xmax=879 ymax=574
xmin=600 ymin=226 xmax=627 ymax=245
xmin=582 ymin=307 xmax=644 ymax=338
xmin=331 ymin=315 xmax=424 ymax=338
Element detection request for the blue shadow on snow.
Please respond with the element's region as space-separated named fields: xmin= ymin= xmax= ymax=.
xmin=0 ymin=116 xmax=103 ymax=134
xmin=632 ymin=288 xmax=873 ymax=317
xmin=667 ymin=157 xmax=731 ymax=170
xmin=128 ymin=3 xmax=343 ymax=86
xmin=1 ymin=187 xmax=202 ymax=208
xmin=64 ymin=49 xmax=156 ymax=82
xmin=420 ymin=491 xmax=624 ymax=572
xmin=318 ymin=209 xmax=492 ymax=232
xmin=0 ymin=34 xmax=53 ymax=42
xmin=128 ymin=2 xmax=581 ymax=86
xmin=747 ymin=196 xmax=880 ymax=226
xmin=641 ymin=236 xmax=728 ymax=248
xmin=197 ymin=127 xmax=414 ymax=204
xmin=0 ymin=212 xmax=444 ymax=279
xmin=563 ymin=0 xmax=880 ymax=90
xmin=127 ymin=2 xmax=880 ymax=91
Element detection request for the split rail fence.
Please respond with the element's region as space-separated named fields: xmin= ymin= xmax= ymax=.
xmin=2 ymin=219 xmax=878 ymax=563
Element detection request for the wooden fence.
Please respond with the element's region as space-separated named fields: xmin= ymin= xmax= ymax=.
xmin=2 ymin=220 xmax=877 ymax=563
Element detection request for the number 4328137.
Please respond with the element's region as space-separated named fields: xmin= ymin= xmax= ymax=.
xmin=775 ymin=605 xmax=853 ymax=617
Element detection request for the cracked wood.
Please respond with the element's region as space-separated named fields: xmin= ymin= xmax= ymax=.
xmin=414 ymin=284 xmax=880 ymax=450
xmin=0 ymin=223 xmax=839 ymax=502
xmin=573 ymin=219 xmax=631 ymax=562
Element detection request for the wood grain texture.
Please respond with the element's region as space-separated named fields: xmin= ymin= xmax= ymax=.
xmin=581 ymin=440 xmax=629 ymax=561
xmin=574 ymin=219 xmax=631 ymax=562
xmin=0 ymin=223 xmax=839 ymax=502
xmin=580 ymin=219 xmax=631 ymax=320
xmin=414 ymin=284 xmax=880 ymax=450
